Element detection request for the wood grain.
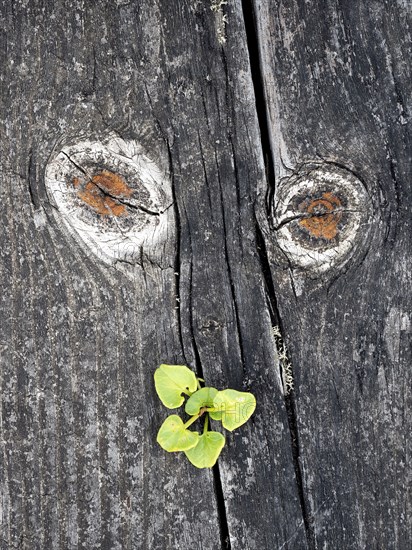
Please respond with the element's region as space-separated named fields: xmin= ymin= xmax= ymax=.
xmin=254 ymin=0 xmax=412 ymax=547
xmin=0 ymin=1 xmax=306 ymax=548
xmin=1 ymin=0 xmax=410 ymax=548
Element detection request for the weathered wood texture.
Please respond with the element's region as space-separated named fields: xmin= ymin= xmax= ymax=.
xmin=0 ymin=0 xmax=410 ymax=549
xmin=0 ymin=1 xmax=303 ymax=549
xmin=255 ymin=0 xmax=412 ymax=548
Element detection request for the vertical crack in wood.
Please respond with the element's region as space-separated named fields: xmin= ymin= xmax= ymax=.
xmin=255 ymin=221 xmax=316 ymax=549
xmin=212 ymin=463 xmax=232 ymax=550
xmin=185 ymin=217 xmax=232 ymax=550
xmin=187 ymin=234 xmax=232 ymax=550
xmin=215 ymin=154 xmax=246 ymax=377
xmin=28 ymin=150 xmax=40 ymax=210
xmin=241 ymin=0 xmax=316 ymax=546
xmin=167 ymin=140 xmax=231 ymax=549
xmin=240 ymin=0 xmax=276 ymax=220
xmin=166 ymin=140 xmax=186 ymax=361
xmin=187 ymin=260 xmax=203 ymax=380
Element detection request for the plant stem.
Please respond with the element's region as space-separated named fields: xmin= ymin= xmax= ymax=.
xmin=184 ymin=414 xmax=200 ymax=429
xmin=203 ymin=414 xmax=209 ymax=434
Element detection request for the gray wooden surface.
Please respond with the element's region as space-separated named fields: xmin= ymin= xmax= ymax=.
xmin=0 ymin=1 xmax=410 ymax=549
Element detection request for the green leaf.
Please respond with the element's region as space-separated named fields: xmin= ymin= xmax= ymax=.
xmin=185 ymin=387 xmax=218 ymax=416
xmin=184 ymin=431 xmax=225 ymax=468
xmin=213 ymin=389 xmax=256 ymax=431
xmin=156 ymin=415 xmax=200 ymax=452
xmin=208 ymin=409 xmax=222 ymax=421
xmin=154 ymin=364 xmax=198 ymax=409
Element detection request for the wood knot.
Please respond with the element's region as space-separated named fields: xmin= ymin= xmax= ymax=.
xmin=45 ymin=134 xmax=173 ymax=267
xmin=73 ymin=170 xmax=134 ymax=217
xmin=273 ymin=163 xmax=371 ymax=274
xmin=298 ymin=192 xmax=342 ymax=240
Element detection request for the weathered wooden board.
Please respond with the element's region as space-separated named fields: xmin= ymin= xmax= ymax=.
xmin=0 ymin=1 xmax=308 ymax=549
xmin=254 ymin=0 xmax=412 ymax=547
xmin=1 ymin=0 xmax=411 ymax=548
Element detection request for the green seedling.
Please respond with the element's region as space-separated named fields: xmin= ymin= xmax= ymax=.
xmin=154 ymin=364 xmax=256 ymax=468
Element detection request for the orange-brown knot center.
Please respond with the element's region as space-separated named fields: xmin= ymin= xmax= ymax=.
xmin=299 ymin=192 xmax=342 ymax=240
xmin=73 ymin=170 xmax=133 ymax=217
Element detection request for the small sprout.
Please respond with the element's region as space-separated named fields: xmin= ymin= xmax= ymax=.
xmin=157 ymin=415 xmax=200 ymax=452
xmin=185 ymin=431 xmax=225 ymax=468
xmin=154 ymin=364 xmax=198 ymax=408
xmin=212 ymin=389 xmax=256 ymax=431
xmin=185 ymin=387 xmax=218 ymax=415
xmin=154 ymin=364 xmax=256 ymax=468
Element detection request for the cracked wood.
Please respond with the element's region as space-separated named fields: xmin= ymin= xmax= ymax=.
xmin=254 ymin=0 xmax=412 ymax=548
xmin=1 ymin=1 xmax=303 ymax=549
xmin=1 ymin=0 xmax=410 ymax=549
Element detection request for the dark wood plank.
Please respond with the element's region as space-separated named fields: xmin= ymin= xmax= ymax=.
xmin=254 ymin=0 xmax=412 ymax=547
xmin=1 ymin=2 xmax=219 ymax=548
xmin=0 ymin=1 xmax=307 ymax=548
xmin=151 ymin=1 xmax=309 ymax=546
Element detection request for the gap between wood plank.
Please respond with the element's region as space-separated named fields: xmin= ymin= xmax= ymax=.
xmin=166 ymin=138 xmax=232 ymax=550
xmin=241 ymin=1 xmax=317 ymax=547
